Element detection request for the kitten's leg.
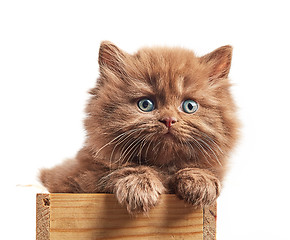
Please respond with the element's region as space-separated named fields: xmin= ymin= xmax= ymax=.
xmin=98 ymin=166 xmax=166 ymax=213
xmin=40 ymin=159 xmax=81 ymax=192
xmin=172 ymin=168 xmax=221 ymax=207
xmin=39 ymin=159 xmax=109 ymax=193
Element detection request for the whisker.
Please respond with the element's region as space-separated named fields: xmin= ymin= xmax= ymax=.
xmin=153 ymin=141 xmax=161 ymax=153
xmin=201 ymin=133 xmax=224 ymax=154
xmin=186 ymin=141 xmax=198 ymax=165
xmin=115 ymin=130 xmax=145 ymax=165
xmin=188 ymin=135 xmax=213 ymax=167
xmin=128 ymin=135 xmax=149 ymax=165
xmin=137 ymin=134 xmax=154 ymax=165
xmin=194 ymin=135 xmax=222 ymax=166
xmin=93 ymin=130 xmax=136 ymax=158
xmin=144 ymin=135 xmax=155 ymax=162
xmin=121 ymin=134 xmax=147 ymax=165
xmin=180 ymin=136 xmax=193 ymax=160
xmin=108 ymin=128 xmax=146 ymax=166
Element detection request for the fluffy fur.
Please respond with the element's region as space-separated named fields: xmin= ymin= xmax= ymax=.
xmin=40 ymin=41 xmax=239 ymax=213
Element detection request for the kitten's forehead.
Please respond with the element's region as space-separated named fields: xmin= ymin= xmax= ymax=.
xmin=135 ymin=47 xmax=207 ymax=102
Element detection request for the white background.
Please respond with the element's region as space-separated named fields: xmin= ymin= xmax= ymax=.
xmin=1 ymin=1 xmax=290 ymax=239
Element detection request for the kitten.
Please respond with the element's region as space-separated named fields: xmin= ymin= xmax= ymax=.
xmin=40 ymin=41 xmax=239 ymax=213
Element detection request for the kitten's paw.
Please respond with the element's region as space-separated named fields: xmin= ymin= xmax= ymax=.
xmin=173 ymin=168 xmax=221 ymax=207
xmin=115 ymin=173 xmax=164 ymax=213
xmin=100 ymin=167 xmax=165 ymax=213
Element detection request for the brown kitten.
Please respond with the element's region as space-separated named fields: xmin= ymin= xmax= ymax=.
xmin=40 ymin=41 xmax=239 ymax=213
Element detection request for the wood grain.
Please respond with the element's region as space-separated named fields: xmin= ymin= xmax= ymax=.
xmin=36 ymin=194 xmax=216 ymax=240
xmin=203 ymin=203 xmax=217 ymax=240
xmin=36 ymin=193 xmax=50 ymax=240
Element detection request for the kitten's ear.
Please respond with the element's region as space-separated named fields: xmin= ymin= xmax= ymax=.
xmin=98 ymin=41 xmax=126 ymax=74
xmin=200 ymin=45 xmax=233 ymax=81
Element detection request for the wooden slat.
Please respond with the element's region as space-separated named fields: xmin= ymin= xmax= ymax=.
xmin=36 ymin=193 xmax=50 ymax=240
xmin=36 ymin=194 xmax=216 ymax=240
xmin=203 ymin=204 xmax=217 ymax=240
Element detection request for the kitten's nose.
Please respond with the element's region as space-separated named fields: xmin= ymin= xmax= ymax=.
xmin=159 ymin=117 xmax=177 ymax=128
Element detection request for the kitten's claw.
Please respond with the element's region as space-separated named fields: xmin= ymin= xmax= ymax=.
xmin=173 ymin=168 xmax=221 ymax=207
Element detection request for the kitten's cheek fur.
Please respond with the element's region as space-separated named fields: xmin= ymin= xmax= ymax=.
xmin=98 ymin=166 xmax=166 ymax=214
xmin=173 ymin=168 xmax=221 ymax=207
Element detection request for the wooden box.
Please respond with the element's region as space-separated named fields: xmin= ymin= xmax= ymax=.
xmin=36 ymin=194 xmax=216 ymax=240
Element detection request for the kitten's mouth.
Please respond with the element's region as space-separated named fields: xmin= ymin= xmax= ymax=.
xmin=155 ymin=126 xmax=178 ymax=142
xmin=165 ymin=128 xmax=174 ymax=134
xmin=163 ymin=129 xmax=176 ymax=139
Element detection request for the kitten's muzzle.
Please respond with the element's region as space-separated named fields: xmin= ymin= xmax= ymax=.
xmin=159 ymin=117 xmax=177 ymax=128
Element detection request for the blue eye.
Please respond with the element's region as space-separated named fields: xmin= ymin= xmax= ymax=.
xmin=182 ymin=100 xmax=198 ymax=114
xmin=138 ymin=98 xmax=155 ymax=112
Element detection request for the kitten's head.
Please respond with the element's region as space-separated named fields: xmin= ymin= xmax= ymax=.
xmin=85 ymin=41 xmax=239 ymax=169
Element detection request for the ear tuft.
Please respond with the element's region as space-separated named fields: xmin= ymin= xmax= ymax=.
xmin=200 ymin=45 xmax=233 ymax=81
xmin=98 ymin=41 xmax=125 ymax=73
